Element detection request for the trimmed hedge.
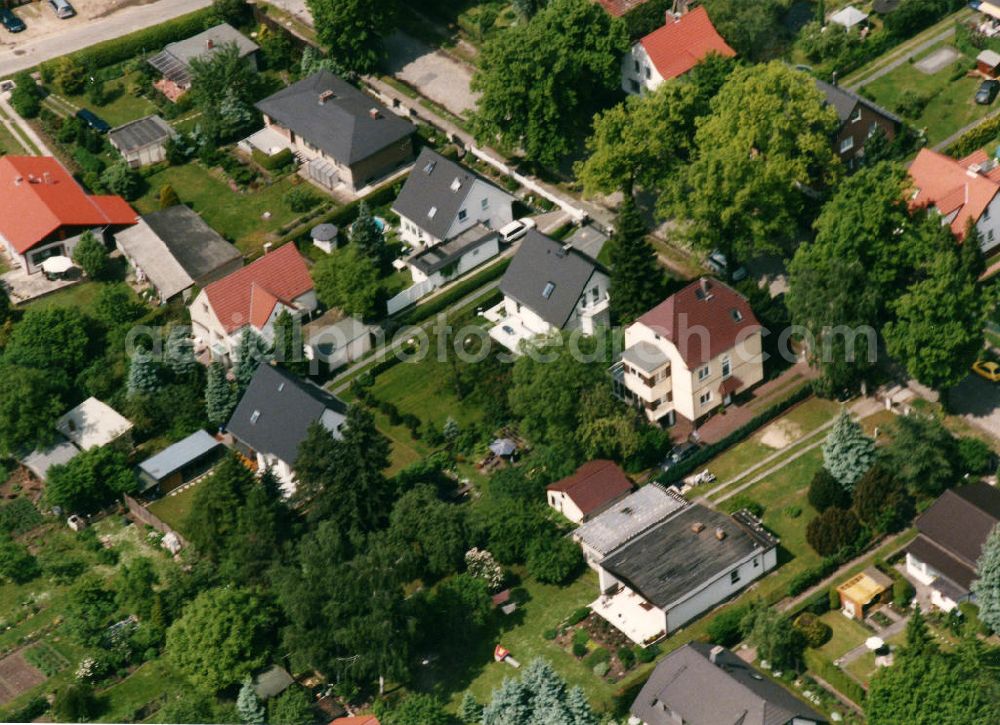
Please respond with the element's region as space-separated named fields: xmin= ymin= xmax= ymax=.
xmin=252 ymin=147 xmax=295 ymax=172
xmin=658 ymin=384 xmax=813 ymax=485
xmin=39 ymin=8 xmax=215 ymax=74
xmin=804 ymin=649 xmax=866 ymax=706
xmin=946 ymin=112 xmax=1000 ymax=157
xmin=281 ymin=181 xmax=402 ymax=247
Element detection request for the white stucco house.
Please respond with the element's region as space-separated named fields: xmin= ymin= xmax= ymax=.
xmin=227 ymin=363 xmax=347 ymax=495
xmin=908 ymin=147 xmax=1000 ymax=254
xmin=905 ymin=482 xmax=1000 ymax=612
xmin=621 ymin=6 xmax=735 ymax=95
xmin=579 ymin=493 xmax=777 ymax=645
xmin=188 ymin=243 xmax=317 ymax=366
xmin=488 ymin=230 xmax=610 ymax=352
xmin=546 ymin=459 xmax=634 ymax=524
xmin=614 ymin=278 xmax=764 ymax=427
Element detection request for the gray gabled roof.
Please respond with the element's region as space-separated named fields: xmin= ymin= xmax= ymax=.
xmin=499 ymin=230 xmax=604 ymax=328
xmin=255 ymin=70 xmax=415 ymax=166
xmin=164 ymin=22 xmax=258 ymax=65
xmin=392 ymin=148 xmax=511 ymax=240
xmin=227 ymin=364 xmax=347 ymax=466
xmin=138 ymin=430 xmax=223 ymax=483
xmin=108 ymin=115 xmax=175 ymax=154
xmin=601 ymin=504 xmax=776 ymax=610
xmin=814 ymin=79 xmax=902 ymax=126
xmin=631 ymin=642 xmax=826 ymax=725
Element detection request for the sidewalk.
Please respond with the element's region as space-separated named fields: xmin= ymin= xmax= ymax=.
xmin=0 ymin=91 xmax=52 ymax=155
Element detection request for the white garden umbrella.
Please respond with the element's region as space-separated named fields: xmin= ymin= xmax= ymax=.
xmin=41 ymin=255 xmax=73 ymax=275
xmin=865 ymin=636 xmax=885 ymax=651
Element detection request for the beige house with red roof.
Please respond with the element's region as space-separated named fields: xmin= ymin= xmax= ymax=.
xmin=0 ymin=156 xmax=137 ymax=274
xmin=189 ymin=243 xmax=317 ymax=365
xmin=908 ymin=148 xmax=1000 ymax=253
xmin=622 ymin=6 xmax=735 ymax=95
xmin=546 ymin=459 xmax=634 ymax=524
xmin=615 ymin=278 xmax=763 ymax=425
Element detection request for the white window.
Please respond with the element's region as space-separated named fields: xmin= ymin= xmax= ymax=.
xmin=990 ymin=229 xmax=995 ymax=242
xmin=721 ymin=357 xmax=731 ymax=379
xmin=250 ymin=410 xmax=261 ymax=424
xmin=458 ymin=209 xmax=467 ymax=222
xmin=542 ymin=282 xmax=556 ymax=299
xmin=840 ymin=137 xmax=855 ymax=153
xmin=984 ymin=206 xmax=991 ymax=221
xmin=868 ymin=123 xmax=880 ymax=138
xmin=697 ymin=365 xmax=710 ymax=381
xmin=591 ymin=286 xmax=599 ymax=303
xmin=645 ymin=66 xmax=651 ymax=80
xmin=481 ymin=197 xmax=489 ymax=210
xmin=851 ymin=107 xmax=862 ymax=123
xmin=699 ymin=391 xmax=712 ymax=406
xmin=630 ymin=80 xmax=640 ymax=93
xmin=428 ymin=206 xmax=437 ymax=219
xmin=730 ymin=570 xmax=741 ymax=584
xmin=633 ymin=60 xmax=640 ymax=73
xmin=753 ymin=557 xmax=759 ymax=568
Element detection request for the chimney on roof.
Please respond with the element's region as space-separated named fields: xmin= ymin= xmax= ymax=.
xmin=671 ymin=0 xmax=688 ymax=17
xmin=369 ymin=107 xmax=381 ymax=120
xmin=691 ymin=522 xmax=705 ymax=534
xmin=206 ymin=38 xmax=214 ymax=50
xmin=318 ymin=89 xmax=335 ymax=105
xmin=263 ymin=242 xmax=273 ymax=254
xmin=709 ymin=645 xmax=725 ymax=664
xmin=715 ymin=527 xmax=726 ymax=540
xmin=43 ymin=171 xmax=51 ymax=184
xmin=27 ymin=174 xmax=38 ymax=184
xmin=14 ymin=176 xmax=22 ymax=186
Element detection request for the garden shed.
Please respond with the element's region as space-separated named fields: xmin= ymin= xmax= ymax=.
xmin=108 ymin=115 xmax=176 ymax=168
xmin=837 ymin=567 xmax=893 ymax=621
xmin=978 ymin=49 xmax=1000 ymax=77
xmin=138 ymin=430 xmax=225 ymax=496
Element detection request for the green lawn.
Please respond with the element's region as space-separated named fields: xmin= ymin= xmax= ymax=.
xmin=59 ymin=74 xmax=160 ymax=128
xmin=146 ymin=484 xmax=200 ymax=537
xmin=133 ymin=163 xmax=303 ymax=255
xmin=427 ymin=568 xmax=625 ymax=713
xmin=860 ymin=42 xmax=992 ymax=145
xmin=21 ymin=281 xmax=105 ymax=311
xmin=817 ymin=611 xmax=872 ymax=661
xmin=700 ymin=397 xmax=838 ymax=485
xmin=97 ymin=659 xmax=190 ymax=723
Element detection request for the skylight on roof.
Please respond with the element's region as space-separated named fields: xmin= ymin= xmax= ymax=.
xmin=428 ymin=206 xmax=437 ymax=219
xmin=731 ymin=309 xmax=742 ymax=322
xmin=423 ymin=161 xmax=436 ymax=174
xmin=542 ymin=282 xmax=556 ymax=299
xmin=250 ymin=410 xmax=261 ymax=424
xmin=450 ymin=177 xmax=462 ymax=192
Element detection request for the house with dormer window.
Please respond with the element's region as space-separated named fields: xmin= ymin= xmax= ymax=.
xmin=614 ymin=278 xmax=763 ymax=426
xmin=488 ymin=230 xmax=610 ymax=352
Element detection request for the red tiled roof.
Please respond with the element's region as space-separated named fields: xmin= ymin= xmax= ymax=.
xmin=639 ymin=7 xmax=735 ymax=81
xmin=330 ymin=717 xmax=379 ymax=725
xmin=546 ymin=459 xmax=634 ymax=517
xmin=595 ymin=0 xmax=652 ymax=16
xmin=0 ymin=156 xmax=137 ymax=254
xmin=909 ymin=148 xmax=1000 ymax=239
xmin=636 ymin=278 xmax=761 ymax=369
xmin=203 ymin=243 xmax=313 ymax=333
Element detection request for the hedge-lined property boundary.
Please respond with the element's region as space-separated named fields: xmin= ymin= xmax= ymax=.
xmin=804 ymin=649 xmax=867 ymax=706
xmin=945 ymin=111 xmax=1000 ymax=157
xmin=658 ymin=384 xmax=814 ymax=485
xmin=38 ymin=8 xmax=216 ymax=75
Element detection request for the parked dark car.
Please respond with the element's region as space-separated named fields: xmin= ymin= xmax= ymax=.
xmin=0 ymin=8 xmax=25 ymax=32
xmin=76 ymin=109 xmax=110 ymax=133
xmin=976 ymin=80 xmax=1000 ymax=105
xmin=661 ymin=442 xmax=700 ymax=472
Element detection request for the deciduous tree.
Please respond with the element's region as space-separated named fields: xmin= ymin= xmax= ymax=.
xmin=0 ymin=365 xmax=65 ymax=455
xmin=188 ymin=43 xmax=260 ymax=142
xmin=852 ymin=464 xmax=914 ymax=534
xmin=882 ymin=413 xmax=959 ymax=496
xmin=739 ymin=601 xmax=803 ymax=670
xmin=312 ymin=245 xmax=382 ymax=320
xmin=388 ymin=484 xmax=467 ymax=579
xmin=267 ymin=687 xmax=314 ymax=725
xmin=63 ymin=574 xmax=118 ymax=646
xmin=166 ymin=587 xmax=275 ymax=691
xmin=46 ymin=446 xmax=136 ymax=514
xmin=471 ymin=0 xmax=629 ymax=167
xmin=101 ymin=161 xmax=143 ymax=200
xmin=668 ymin=62 xmax=840 ymax=260
xmin=306 ymin=0 xmax=397 ymax=74
xmin=4 ymin=306 xmax=94 ymax=377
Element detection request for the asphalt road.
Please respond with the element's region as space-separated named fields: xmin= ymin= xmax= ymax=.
xmin=949 ymin=373 xmax=1000 ymax=440
xmin=0 ymin=0 xmax=211 ymax=76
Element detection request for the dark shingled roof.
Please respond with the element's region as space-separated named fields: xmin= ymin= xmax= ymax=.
xmin=631 ymin=642 xmax=826 ymax=725
xmin=602 ymin=504 xmax=776 ymax=610
xmin=499 ymin=230 xmax=604 ymax=328
xmin=255 ymin=71 xmax=415 ymax=166
xmin=814 ymin=79 xmax=902 ymax=126
xmin=907 ymin=482 xmax=1000 ymax=590
xmin=392 ymin=148 xmax=503 ymax=240
xmin=141 ymin=205 xmax=242 ymax=279
xmin=108 ymin=115 xmax=175 ymax=154
xmin=227 ymin=364 xmax=346 ymax=466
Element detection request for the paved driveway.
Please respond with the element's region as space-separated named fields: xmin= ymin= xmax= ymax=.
xmin=384 ymin=31 xmax=478 ymax=117
xmin=949 ymin=373 xmax=1000 ymax=438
